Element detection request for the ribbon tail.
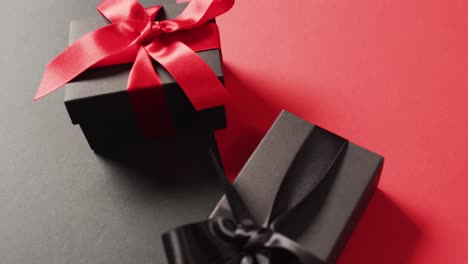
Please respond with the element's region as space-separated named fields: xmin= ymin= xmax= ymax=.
xmin=34 ymin=22 xmax=140 ymax=100
xmin=127 ymin=48 xmax=175 ymax=138
xmin=264 ymin=233 xmax=322 ymax=264
xmin=145 ymin=40 xmax=227 ymax=110
xmin=164 ymin=23 xmax=221 ymax=53
xmin=170 ymin=0 xmax=235 ymax=31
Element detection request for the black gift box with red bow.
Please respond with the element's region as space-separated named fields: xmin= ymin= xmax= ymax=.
xmin=64 ymin=2 xmax=226 ymax=151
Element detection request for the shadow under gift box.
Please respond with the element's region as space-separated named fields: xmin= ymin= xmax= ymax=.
xmin=64 ymin=2 xmax=225 ymax=151
xmin=210 ymin=110 xmax=384 ymax=264
xmin=84 ymin=131 xmax=225 ymax=264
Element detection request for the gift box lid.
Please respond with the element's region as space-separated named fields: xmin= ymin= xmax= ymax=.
xmin=210 ymin=110 xmax=384 ymax=263
xmin=64 ymin=2 xmax=224 ymax=125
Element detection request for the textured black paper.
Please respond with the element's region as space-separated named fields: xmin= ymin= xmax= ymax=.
xmin=210 ymin=110 xmax=384 ymax=264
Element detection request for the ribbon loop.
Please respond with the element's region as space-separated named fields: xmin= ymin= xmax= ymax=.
xmin=97 ymin=0 xmax=148 ymax=23
xmin=139 ymin=21 xmax=163 ymax=45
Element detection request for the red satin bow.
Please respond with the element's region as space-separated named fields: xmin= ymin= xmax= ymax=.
xmin=34 ymin=0 xmax=234 ymax=138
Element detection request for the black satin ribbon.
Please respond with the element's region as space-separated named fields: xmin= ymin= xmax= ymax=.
xmin=162 ymin=128 xmax=348 ymax=264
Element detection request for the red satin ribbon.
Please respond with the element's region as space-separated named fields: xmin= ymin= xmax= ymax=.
xmin=34 ymin=0 xmax=234 ymax=138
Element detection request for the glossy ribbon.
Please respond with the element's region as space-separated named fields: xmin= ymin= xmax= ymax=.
xmin=162 ymin=134 xmax=349 ymax=264
xmin=34 ymin=0 xmax=233 ymax=138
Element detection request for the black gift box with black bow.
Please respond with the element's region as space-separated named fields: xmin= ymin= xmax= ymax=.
xmin=163 ymin=110 xmax=384 ymax=264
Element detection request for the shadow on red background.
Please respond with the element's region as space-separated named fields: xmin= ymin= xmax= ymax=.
xmin=215 ymin=63 xmax=282 ymax=180
xmin=339 ymin=189 xmax=421 ymax=264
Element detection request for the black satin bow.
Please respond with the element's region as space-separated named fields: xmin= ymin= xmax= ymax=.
xmin=162 ymin=129 xmax=348 ymax=264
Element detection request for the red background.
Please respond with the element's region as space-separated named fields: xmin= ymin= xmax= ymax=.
xmin=186 ymin=0 xmax=468 ymax=263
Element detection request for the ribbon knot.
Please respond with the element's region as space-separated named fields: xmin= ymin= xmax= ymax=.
xmin=215 ymin=217 xmax=274 ymax=252
xmin=237 ymin=225 xmax=273 ymax=252
xmin=139 ymin=21 xmax=163 ymax=45
xmin=212 ymin=217 xmax=274 ymax=264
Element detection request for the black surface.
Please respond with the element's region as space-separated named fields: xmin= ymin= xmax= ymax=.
xmin=0 ymin=0 xmax=225 ymax=263
xmin=210 ymin=110 xmax=384 ymax=264
xmin=64 ymin=2 xmax=226 ymax=148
